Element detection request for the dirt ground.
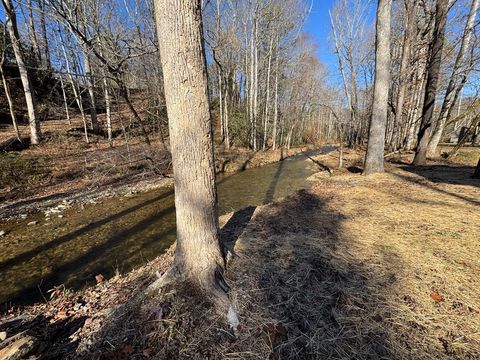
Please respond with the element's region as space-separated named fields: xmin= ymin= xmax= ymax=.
xmin=0 ymin=148 xmax=479 ymax=359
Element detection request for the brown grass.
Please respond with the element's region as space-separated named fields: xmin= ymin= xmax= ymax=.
xmin=1 ymin=148 xmax=479 ymax=359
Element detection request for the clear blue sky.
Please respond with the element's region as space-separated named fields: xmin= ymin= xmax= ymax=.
xmin=303 ymin=0 xmax=342 ymax=83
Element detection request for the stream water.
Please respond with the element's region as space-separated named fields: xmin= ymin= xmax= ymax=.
xmin=0 ymin=148 xmax=334 ymax=306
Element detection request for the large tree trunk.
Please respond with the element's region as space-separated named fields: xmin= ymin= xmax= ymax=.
xmin=364 ymin=0 xmax=392 ymax=175
xmin=393 ymin=0 xmax=415 ymax=151
xmin=427 ymin=0 xmax=479 ymax=155
xmin=412 ymin=0 xmax=448 ymax=166
xmin=154 ymin=0 xmax=237 ymax=323
xmin=2 ymin=0 xmax=41 ymax=145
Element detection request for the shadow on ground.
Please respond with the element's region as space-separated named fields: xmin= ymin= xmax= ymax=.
xmin=400 ymin=164 xmax=479 ymax=188
xmin=68 ymin=188 xmax=411 ymax=359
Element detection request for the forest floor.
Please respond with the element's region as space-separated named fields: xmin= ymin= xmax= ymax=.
xmin=0 ymin=116 xmax=310 ymax=219
xmin=0 ymin=146 xmax=478 ymax=359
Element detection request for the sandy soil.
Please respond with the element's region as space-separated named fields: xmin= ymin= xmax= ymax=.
xmin=0 ymin=149 xmax=479 ymax=359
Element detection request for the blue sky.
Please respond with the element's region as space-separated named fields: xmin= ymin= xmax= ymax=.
xmin=303 ymin=0 xmax=338 ymax=76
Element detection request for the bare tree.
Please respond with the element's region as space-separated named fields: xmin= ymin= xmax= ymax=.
xmin=2 ymin=0 xmax=41 ymax=145
xmin=412 ymin=0 xmax=448 ymax=166
xmin=427 ymin=0 xmax=479 ymax=155
xmin=153 ymin=0 xmax=238 ymax=326
xmin=364 ymin=0 xmax=392 ymax=175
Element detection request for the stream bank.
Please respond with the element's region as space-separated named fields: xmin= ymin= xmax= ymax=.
xmin=0 ymin=147 xmax=335 ymax=308
xmin=1 ymin=149 xmax=479 ymax=359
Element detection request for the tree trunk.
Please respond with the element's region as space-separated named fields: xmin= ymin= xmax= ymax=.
xmin=364 ymin=0 xmax=392 ymax=175
xmin=26 ymin=0 xmax=41 ymax=65
xmin=103 ymin=75 xmax=113 ymax=147
xmin=59 ymin=30 xmax=89 ymax=143
xmin=329 ymin=9 xmax=356 ymax=148
xmin=393 ymin=0 xmax=415 ymax=151
xmin=262 ymin=37 xmax=273 ymax=151
xmin=58 ymin=73 xmax=71 ymax=124
xmin=427 ymin=0 xmax=479 ymax=155
xmin=38 ymin=0 xmax=51 ymax=68
xmin=272 ymin=37 xmax=279 ymax=151
xmin=224 ymin=85 xmax=230 ymax=149
xmin=113 ymin=74 xmax=150 ymax=146
xmin=82 ymin=48 xmax=99 ymax=133
xmin=154 ymin=0 xmax=237 ymax=323
xmin=2 ymin=0 xmax=41 ymax=145
xmin=412 ymin=0 xmax=448 ymax=166
xmin=0 ymin=63 xmax=22 ymax=143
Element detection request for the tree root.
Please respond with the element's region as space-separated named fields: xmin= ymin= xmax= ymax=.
xmin=147 ymin=264 xmax=240 ymax=334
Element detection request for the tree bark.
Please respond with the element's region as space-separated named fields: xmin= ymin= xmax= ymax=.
xmin=364 ymin=0 xmax=392 ymax=175
xmin=272 ymin=36 xmax=279 ymax=151
xmin=38 ymin=0 xmax=50 ymax=68
xmin=2 ymin=0 xmax=41 ymax=145
xmin=103 ymin=74 xmax=113 ymax=147
xmin=26 ymin=0 xmax=41 ymax=65
xmin=82 ymin=47 xmax=100 ymax=133
xmin=393 ymin=0 xmax=415 ymax=151
xmin=412 ymin=0 xmax=448 ymax=166
xmin=154 ymin=0 xmax=236 ymax=321
xmin=0 ymin=62 xmax=22 ymax=143
xmin=427 ymin=0 xmax=479 ymax=155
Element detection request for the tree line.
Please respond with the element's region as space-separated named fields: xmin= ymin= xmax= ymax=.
xmin=1 ymin=0 xmax=339 ymax=152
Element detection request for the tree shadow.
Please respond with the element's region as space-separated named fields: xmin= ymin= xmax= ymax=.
xmin=219 ymin=206 xmax=256 ymax=256
xmin=0 ymin=190 xmax=174 ymax=273
xmin=263 ymin=158 xmax=285 ymax=204
xmin=51 ymin=188 xmax=434 ymax=359
xmin=1 ymin=192 xmax=176 ymax=307
xmin=392 ymin=166 xmax=480 ymax=206
xmin=223 ymin=190 xmax=398 ymax=358
xmin=400 ymin=164 xmax=479 ymax=188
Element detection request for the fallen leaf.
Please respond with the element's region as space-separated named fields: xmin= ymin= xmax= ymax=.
xmin=95 ymin=274 xmax=104 ymax=284
xmin=430 ymin=292 xmax=444 ymax=302
xmin=56 ymin=311 xmax=67 ymax=319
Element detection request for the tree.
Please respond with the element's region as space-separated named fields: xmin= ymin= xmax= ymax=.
xmin=2 ymin=0 xmax=41 ymax=145
xmin=363 ymin=0 xmax=392 ymax=175
xmin=427 ymin=0 xmax=479 ymax=155
xmin=153 ymin=0 xmax=238 ymax=326
xmin=412 ymin=0 xmax=448 ymax=166
xmin=0 ymin=23 xmax=21 ymax=143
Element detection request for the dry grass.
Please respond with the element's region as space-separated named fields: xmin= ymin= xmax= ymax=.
xmin=2 ymin=148 xmax=479 ymax=359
